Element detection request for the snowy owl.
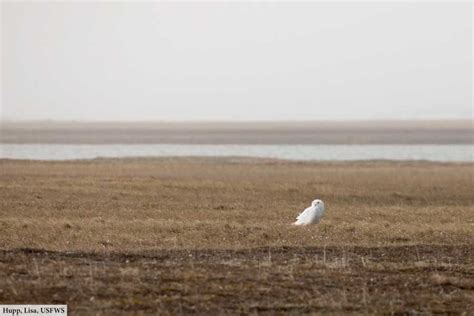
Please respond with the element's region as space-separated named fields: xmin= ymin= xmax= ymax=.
xmin=293 ymin=199 xmax=325 ymax=225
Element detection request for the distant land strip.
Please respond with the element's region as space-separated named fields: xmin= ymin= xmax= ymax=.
xmin=1 ymin=120 xmax=473 ymax=144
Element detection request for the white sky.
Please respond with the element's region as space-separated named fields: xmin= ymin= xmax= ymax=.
xmin=1 ymin=1 xmax=472 ymax=121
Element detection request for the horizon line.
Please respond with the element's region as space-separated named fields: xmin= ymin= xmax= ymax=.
xmin=2 ymin=118 xmax=473 ymax=123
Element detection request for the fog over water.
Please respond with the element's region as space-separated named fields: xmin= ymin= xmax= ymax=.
xmin=2 ymin=2 xmax=472 ymax=162
xmin=1 ymin=144 xmax=472 ymax=162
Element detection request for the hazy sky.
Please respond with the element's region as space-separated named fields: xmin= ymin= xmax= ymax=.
xmin=1 ymin=2 xmax=472 ymax=121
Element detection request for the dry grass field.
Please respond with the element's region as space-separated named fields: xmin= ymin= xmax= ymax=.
xmin=1 ymin=158 xmax=473 ymax=314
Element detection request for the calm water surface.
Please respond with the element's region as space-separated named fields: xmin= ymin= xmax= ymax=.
xmin=1 ymin=144 xmax=472 ymax=161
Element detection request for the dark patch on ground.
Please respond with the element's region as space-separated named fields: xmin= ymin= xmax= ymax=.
xmin=1 ymin=245 xmax=473 ymax=315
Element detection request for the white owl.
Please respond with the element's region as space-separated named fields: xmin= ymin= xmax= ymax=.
xmin=293 ymin=199 xmax=325 ymax=225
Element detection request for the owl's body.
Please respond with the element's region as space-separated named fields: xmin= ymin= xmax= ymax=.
xmin=293 ymin=199 xmax=325 ymax=225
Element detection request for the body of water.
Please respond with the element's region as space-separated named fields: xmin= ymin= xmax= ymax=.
xmin=0 ymin=144 xmax=472 ymax=161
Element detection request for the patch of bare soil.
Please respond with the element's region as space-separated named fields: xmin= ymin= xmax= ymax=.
xmin=1 ymin=245 xmax=473 ymax=315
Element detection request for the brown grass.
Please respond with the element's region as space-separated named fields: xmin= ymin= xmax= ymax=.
xmin=0 ymin=158 xmax=473 ymax=314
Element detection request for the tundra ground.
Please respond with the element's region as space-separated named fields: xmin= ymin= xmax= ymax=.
xmin=1 ymin=158 xmax=473 ymax=314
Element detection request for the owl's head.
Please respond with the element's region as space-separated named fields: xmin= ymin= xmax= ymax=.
xmin=311 ymin=199 xmax=324 ymax=208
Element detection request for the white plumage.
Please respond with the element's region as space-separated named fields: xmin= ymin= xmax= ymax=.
xmin=293 ymin=199 xmax=325 ymax=225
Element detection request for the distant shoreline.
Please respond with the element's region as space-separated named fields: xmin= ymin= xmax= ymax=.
xmin=1 ymin=120 xmax=472 ymax=144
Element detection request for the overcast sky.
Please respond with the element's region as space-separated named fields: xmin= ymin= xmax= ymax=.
xmin=1 ymin=2 xmax=472 ymax=121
